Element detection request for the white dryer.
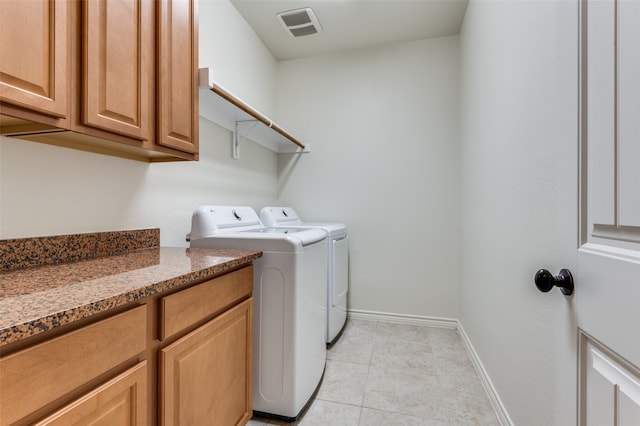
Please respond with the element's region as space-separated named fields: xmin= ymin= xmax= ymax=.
xmin=189 ymin=206 xmax=327 ymax=421
xmin=260 ymin=207 xmax=348 ymax=346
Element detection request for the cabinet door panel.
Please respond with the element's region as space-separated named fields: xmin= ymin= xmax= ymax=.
xmin=157 ymin=0 xmax=199 ymax=153
xmin=83 ymin=0 xmax=152 ymax=140
xmin=0 ymin=0 xmax=69 ymax=118
xmin=34 ymin=361 xmax=148 ymax=426
xmin=161 ymin=299 xmax=252 ymax=426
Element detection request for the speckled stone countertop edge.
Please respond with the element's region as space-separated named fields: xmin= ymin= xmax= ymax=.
xmin=0 ymin=249 xmax=262 ymax=348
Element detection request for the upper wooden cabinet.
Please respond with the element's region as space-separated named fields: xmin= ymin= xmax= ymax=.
xmin=82 ymin=0 xmax=153 ymax=141
xmin=157 ymin=0 xmax=199 ymax=154
xmin=0 ymin=0 xmax=71 ymax=126
xmin=0 ymin=0 xmax=199 ymax=162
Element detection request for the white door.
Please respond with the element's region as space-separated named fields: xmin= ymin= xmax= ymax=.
xmin=557 ymin=0 xmax=640 ymax=425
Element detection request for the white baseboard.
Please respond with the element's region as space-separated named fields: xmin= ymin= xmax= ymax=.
xmin=456 ymin=322 xmax=514 ymax=426
xmin=347 ymin=309 xmax=513 ymax=426
xmin=347 ymin=308 xmax=458 ymax=329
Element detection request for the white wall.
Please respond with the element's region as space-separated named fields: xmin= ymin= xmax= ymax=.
xmin=199 ymin=0 xmax=277 ymax=116
xmin=275 ymin=37 xmax=461 ymax=319
xmin=0 ymin=119 xmax=278 ymax=246
xmin=1 ymin=2 xmax=564 ymax=422
xmin=459 ymin=1 xmax=558 ymax=425
xmin=0 ymin=0 xmax=279 ymax=246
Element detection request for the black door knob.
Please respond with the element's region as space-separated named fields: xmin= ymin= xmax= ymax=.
xmin=535 ymin=269 xmax=574 ymax=295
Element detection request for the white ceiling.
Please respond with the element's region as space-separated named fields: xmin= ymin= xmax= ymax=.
xmin=229 ymin=0 xmax=469 ymax=61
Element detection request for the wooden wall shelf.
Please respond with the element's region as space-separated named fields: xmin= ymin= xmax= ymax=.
xmin=198 ymin=68 xmax=307 ymax=158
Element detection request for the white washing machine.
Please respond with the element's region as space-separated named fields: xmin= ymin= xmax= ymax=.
xmin=189 ymin=206 xmax=327 ymax=421
xmin=260 ymin=207 xmax=348 ymax=346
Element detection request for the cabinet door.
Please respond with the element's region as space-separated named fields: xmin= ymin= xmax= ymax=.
xmin=161 ymin=299 xmax=252 ymax=426
xmin=34 ymin=362 xmax=148 ymax=426
xmin=82 ymin=0 xmax=152 ymax=140
xmin=0 ymin=0 xmax=69 ymax=118
xmin=157 ymin=0 xmax=199 ymax=154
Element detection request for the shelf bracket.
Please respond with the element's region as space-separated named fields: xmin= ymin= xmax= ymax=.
xmin=233 ymin=120 xmax=259 ymax=160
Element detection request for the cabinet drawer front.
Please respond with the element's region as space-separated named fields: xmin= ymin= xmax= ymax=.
xmin=0 ymin=305 xmax=147 ymax=425
xmin=34 ymin=361 xmax=148 ymax=426
xmin=160 ymin=266 xmax=252 ymax=340
xmin=160 ymin=298 xmax=253 ymax=426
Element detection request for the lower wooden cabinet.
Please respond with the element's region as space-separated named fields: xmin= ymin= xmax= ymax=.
xmin=0 ymin=266 xmax=254 ymax=426
xmin=160 ymin=298 xmax=253 ymax=426
xmin=0 ymin=306 xmax=147 ymax=426
xmin=34 ymin=362 xmax=148 ymax=426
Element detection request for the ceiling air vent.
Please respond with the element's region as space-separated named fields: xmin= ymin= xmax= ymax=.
xmin=277 ymin=8 xmax=322 ymax=37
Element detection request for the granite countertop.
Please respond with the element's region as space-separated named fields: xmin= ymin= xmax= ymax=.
xmin=0 ymin=230 xmax=261 ymax=347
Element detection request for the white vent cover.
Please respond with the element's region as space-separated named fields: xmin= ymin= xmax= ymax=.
xmin=277 ymin=8 xmax=322 ymax=37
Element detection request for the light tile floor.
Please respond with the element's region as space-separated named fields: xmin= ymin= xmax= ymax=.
xmin=249 ymin=319 xmax=500 ymax=426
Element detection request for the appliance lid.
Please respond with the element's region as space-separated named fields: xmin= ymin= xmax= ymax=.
xmin=190 ymin=206 xmax=328 ymax=246
xmin=190 ymin=206 xmax=263 ymax=239
xmin=236 ymin=226 xmax=327 ymax=246
xmin=242 ymin=227 xmax=311 ymax=234
xmin=260 ymin=206 xmax=347 ymax=235
xmin=260 ymin=206 xmax=302 ymax=226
